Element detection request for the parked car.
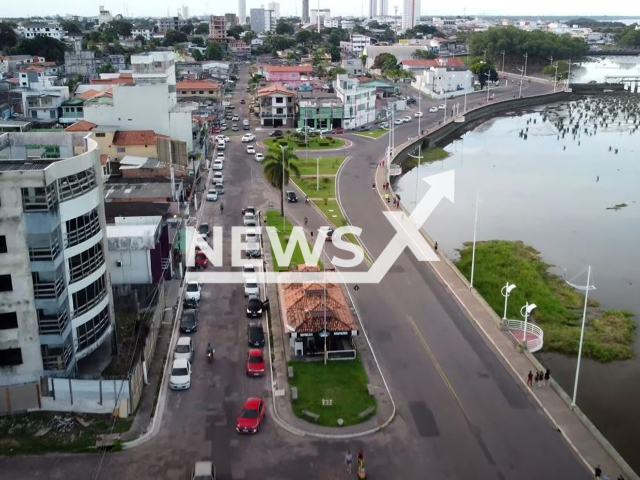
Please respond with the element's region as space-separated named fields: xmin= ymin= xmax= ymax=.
xmin=169 ymin=359 xmax=191 ymax=390
xmin=393 ymin=118 xmax=403 ymax=125
xmin=244 ymin=277 xmax=259 ymax=297
xmin=213 ymin=160 xmax=223 ymax=171
xmin=438 ymin=104 xmax=445 ymax=110
xmin=243 ymin=264 xmax=256 ymax=281
xmin=213 ymin=172 xmax=223 ymax=184
xmin=216 ymin=139 xmax=226 ymax=150
xmin=407 ymin=97 xmax=417 ymax=105
xmin=246 ymin=145 xmax=255 ymax=154
xmin=331 ymin=127 xmax=344 ymax=134
xmin=246 ymin=349 xmax=265 ymax=377
xmin=180 ymin=309 xmax=198 ymax=333
xmin=269 ymin=129 xmax=283 ymax=137
xmin=243 ymin=124 xmax=250 ymax=130
xmin=191 ymin=461 xmax=216 ymax=480
xmin=215 ymin=135 xmax=230 ymax=142
xmin=198 ymin=222 xmax=210 ymax=238
xmin=185 ymin=282 xmax=201 ymax=303
xmin=214 ymin=183 xmax=225 ymax=195
xmin=216 ymin=152 xmax=225 ymax=161
xmin=255 ymin=153 xmax=264 ymax=162
xmin=240 ymin=99 xmax=245 ymax=104
xmin=246 ymin=295 xmax=263 ymax=318
xmin=286 ymin=191 xmax=297 ymax=203
xmin=206 ymin=189 xmax=218 ymax=202
xmin=357 ymin=125 xmax=370 ymax=131
xmin=195 ymin=248 xmax=208 ymax=269
xmin=402 ymin=116 xmax=412 ymax=123
xmin=242 ymin=206 xmax=256 ymax=217
xmin=380 ymin=122 xmax=389 ymax=129
xmin=246 ymin=242 xmax=261 ymax=258
xmin=241 ymin=133 xmax=255 ymax=142
xmin=232 ymin=124 xmax=239 ymax=131
xmin=232 ymin=115 xmax=239 ymax=121
xmin=243 ymin=212 xmax=256 ymax=226
xmin=236 ymin=397 xmax=266 ymax=434
xmin=245 ymin=227 xmax=259 ymax=243
xmin=429 ymin=106 xmax=438 ymax=113
xmin=247 ymin=322 xmax=265 ymax=347
xmin=174 ymin=337 xmax=194 ymax=362
xmin=414 ymin=111 xmax=423 ymax=117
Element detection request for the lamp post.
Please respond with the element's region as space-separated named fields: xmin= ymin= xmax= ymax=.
xmin=443 ymin=95 xmax=447 ymax=122
xmin=501 ymin=282 xmax=517 ymax=320
xmin=564 ymin=266 xmax=596 ymax=408
xmin=523 ymin=52 xmax=529 ymax=77
xmin=500 ymin=50 xmax=506 ymax=73
xmin=316 ymin=157 xmax=320 ymax=191
xmin=517 ymin=66 xmax=524 ymax=98
xmin=418 ymin=79 xmax=422 ymax=135
xmin=482 ymin=49 xmax=487 ymax=62
xmin=520 ymin=302 xmax=537 ymax=350
xmin=485 ymin=72 xmax=491 ymax=103
xmin=279 ymin=144 xmax=286 ymax=232
xmin=469 ymin=192 xmax=480 ymax=289
xmin=566 ymin=58 xmax=572 ymax=90
xmin=464 ymin=74 xmax=468 ymax=113
xmin=407 ymin=146 xmax=424 ymax=208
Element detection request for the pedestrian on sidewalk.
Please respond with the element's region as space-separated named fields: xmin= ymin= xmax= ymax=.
xmin=345 ymin=450 xmax=353 ymax=473
xmin=527 ymin=371 xmax=533 ymax=387
xmin=544 ymin=368 xmax=551 ymax=386
xmin=434 ymin=242 xmax=438 ymax=252
xmin=595 ymin=465 xmax=602 ymax=479
xmin=385 ymin=193 xmax=390 ymax=203
xmin=357 ymin=450 xmax=364 ymax=469
xmin=534 ymin=371 xmax=540 ymax=387
xmin=539 ymin=371 xmax=545 ymax=387
xmin=372 ymin=182 xmax=376 ymax=190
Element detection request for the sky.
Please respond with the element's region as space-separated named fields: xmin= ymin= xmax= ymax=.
xmin=2 ymin=0 xmax=638 ymax=19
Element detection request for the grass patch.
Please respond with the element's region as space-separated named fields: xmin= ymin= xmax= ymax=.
xmin=264 ymin=135 xmax=346 ymax=150
xmin=0 ymin=412 xmax=132 ymax=455
xmin=264 ymin=210 xmax=318 ymax=271
xmin=296 ymin=156 xmax=345 ymax=176
xmin=401 ymin=147 xmax=450 ymax=173
xmin=294 ymin=176 xmax=335 ymax=199
xmin=455 ymin=240 xmax=635 ymax=362
xmin=288 ymin=359 xmax=376 ymax=427
xmin=315 ymin=198 xmax=347 ymax=227
xmin=354 ymin=129 xmax=388 ymax=139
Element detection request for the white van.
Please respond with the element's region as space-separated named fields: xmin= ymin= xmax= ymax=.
xmin=217 ymin=139 xmax=226 ymax=150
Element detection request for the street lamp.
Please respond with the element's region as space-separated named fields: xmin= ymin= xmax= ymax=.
xmin=566 ymin=58 xmax=572 ymax=90
xmin=501 ymin=282 xmax=517 ymax=320
xmin=523 ymin=52 xmax=529 ymax=77
xmin=548 ymin=56 xmax=558 ymax=92
xmin=464 ymin=73 xmax=469 ymax=113
xmin=417 ymin=79 xmax=422 ymax=135
xmin=500 ymin=50 xmax=506 ymax=73
xmin=485 ymin=72 xmax=491 ymax=103
xmin=482 ymin=49 xmax=487 ymax=62
xmin=279 ymin=144 xmax=287 ymax=232
xmin=316 ymin=157 xmax=320 ymax=191
xmin=520 ymin=302 xmax=537 ymax=350
xmin=517 ymin=66 xmax=524 ymax=98
xmin=407 ymin=146 xmax=424 ymax=208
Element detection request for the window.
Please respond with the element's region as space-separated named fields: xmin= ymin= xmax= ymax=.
xmin=95 ymin=132 xmax=106 ymax=138
xmin=72 ymin=273 xmax=107 ymax=316
xmin=50 ymin=110 xmax=56 ymax=119
xmin=0 ymin=236 xmax=6 ymax=253
xmin=64 ymin=107 xmax=70 ymax=112
xmin=0 ymin=348 xmax=23 ymax=366
xmin=275 ymin=97 xmax=284 ymax=104
xmin=65 ymin=208 xmax=101 ymax=247
xmin=199 ymin=90 xmax=204 ymax=94
xmin=0 ymin=312 xmax=18 ymax=330
xmin=117 ymin=147 xmax=126 ymax=153
xmin=76 ymin=305 xmax=110 ymax=352
xmin=0 ymin=275 xmax=12 ymax=292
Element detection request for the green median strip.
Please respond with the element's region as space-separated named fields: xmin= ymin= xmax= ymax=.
xmin=264 ymin=210 xmax=320 ymax=271
xmin=295 ymin=156 xmax=346 ymax=176
xmin=264 ymin=135 xmax=346 ymax=150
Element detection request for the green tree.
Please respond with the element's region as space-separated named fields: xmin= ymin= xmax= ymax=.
xmin=411 ymin=49 xmax=437 ymax=59
xmin=227 ymin=29 xmax=240 ymax=40
xmin=191 ymin=36 xmax=204 ymax=46
xmin=98 ymin=62 xmax=115 ymax=74
xmin=60 ymin=20 xmax=82 ymax=35
xmin=470 ymin=61 xmax=498 ymax=88
xmin=267 ymin=35 xmax=295 ymax=54
xmin=618 ymin=27 xmax=640 ymax=47
xmin=191 ymin=49 xmax=204 ymax=61
xmin=328 ymin=66 xmax=346 ymax=80
xmin=163 ymin=29 xmax=188 ymax=46
xmin=12 ymin=36 xmax=68 ymax=63
xmin=296 ymin=29 xmax=313 ymax=46
xmin=262 ymin=144 xmax=300 ymax=215
xmin=360 ymin=54 xmax=367 ymax=72
xmin=275 ymin=21 xmax=295 ymax=36
xmin=372 ymin=52 xmax=398 ymax=71
xmin=195 ymin=23 xmax=209 ymax=35
xmin=109 ymin=19 xmax=133 ymax=37
xmin=134 ymin=34 xmax=147 ymax=46
xmin=180 ymin=23 xmax=193 ymax=35
xmin=542 ymin=60 xmax=570 ymax=80
xmin=0 ymin=22 xmax=18 ymax=49
xmin=204 ymin=42 xmax=223 ymax=60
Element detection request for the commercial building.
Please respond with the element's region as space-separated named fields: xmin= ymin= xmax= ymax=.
xmin=268 ymin=2 xmax=281 ymax=19
xmin=0 ymin=132 xmax=115 ymax=384
xmin=302 ymin=0 xmax=310 ymax=23
xmin=209 ymin=15 xmax=226 ymax=41
xmin=256 ymin=85 xmax=296 ymax=127
xmin=334 ymin=74 xmax=377 ymax=129
xmin=98 ymin=5 xmax=113 ymax=25
xmin=310 ymin=9 xmax=331 ymax=26
xmin=298 ymin=97 xmax=343 ymax=130
xmin=250 ymin=8 xmax=266 ymax=33
xmin=263 ymin=65 xmax=314 ymax=83
xmin=176 ymin=80 xmax=222 ymax=101
xmin=410 ymin=58 xmax=474 ymax=99
xmin=402 ymin=0 xmax=421 ymax=30
xmin=65 ymin=49 xmax=101 ymax=77
xmin=18 ymin=24 xmax=66 ymax=41
xmin=239 ymin=0 xmax=247 ymax=25
xmin=131 ymin=28 xmax=153 ymax=40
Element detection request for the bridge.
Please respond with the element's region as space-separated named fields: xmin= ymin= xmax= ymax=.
xmin=604 ymin=75 xmax=640 ymax=92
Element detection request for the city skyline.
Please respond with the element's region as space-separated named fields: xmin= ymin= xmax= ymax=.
xmin=1 ymin=0 xmax=638 ymax=19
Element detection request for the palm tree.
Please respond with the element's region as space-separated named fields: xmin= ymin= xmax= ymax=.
xmin=263 ymin=143 xmax=300 ymax=215
xmin=360 ymin=54 xmax=368 ymax=73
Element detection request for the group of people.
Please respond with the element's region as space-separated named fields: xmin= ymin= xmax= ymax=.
xmin=595 ymin=464 xmax=626 ymax=480
xmin=526 ymin=368 xmax=550 ymax=388
xmin=344 ymin=450 xmax=366 ymax=478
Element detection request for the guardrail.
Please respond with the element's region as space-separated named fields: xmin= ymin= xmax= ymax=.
xmin=506 ymin=319 xmax=544 ymax=352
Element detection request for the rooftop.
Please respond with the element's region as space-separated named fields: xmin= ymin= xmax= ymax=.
xmin=264 ymin=65 xmax=314 ymax=73
xmin=257 ymin=84 xmax=296 ymax=97
xmin=65 ymin=120 xmax=98 ymax=132
xmin=176 ymin=80 xmax=221 ymax=90
xmin=401 ymin=58 xmax=465 ymax=68
xmin=104 ymin=201 xmax=171 ymax=220
xmin=299 ymin=97 xmax=343 ymax=108
xmin=113 ymin=130 xmax=167 ymax=146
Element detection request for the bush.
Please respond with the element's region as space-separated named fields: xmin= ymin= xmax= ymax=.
xmin=319 ymin=142 xmax=329 ymax=147
xmin=297 ymin=143 xmax=307 ymax=147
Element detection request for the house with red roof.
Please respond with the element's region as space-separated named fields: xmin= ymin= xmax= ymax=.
xmin=256 ymin=84 xmax=296 ymax=127
xmin=176 ymin=80 xmax=222 ymax=100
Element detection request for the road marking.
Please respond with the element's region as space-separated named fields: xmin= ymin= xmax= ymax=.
xmin=406 ymin=314 xmax=472 ymax=423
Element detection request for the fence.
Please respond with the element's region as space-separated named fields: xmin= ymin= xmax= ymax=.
xmin=506 ymin=319 xmax=544 ymax=352
xmin=0 ymin=382 xmax=41 ymax=414
xmin=40 ymin=377 xmax=130 ymax=414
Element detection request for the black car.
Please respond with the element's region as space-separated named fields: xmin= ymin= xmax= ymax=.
xmin=406 ymin=97 xmax=417 ymax=105
xmin=247 ymin=322 xmax=265 ymax=347
xmin=269 ymin=129 xmax=283 ymax=138
xmin=286 ymin=191 xmax=298 ymax=203
xmin=246 ymin=295 xmax=263 ymax=318
xmin=180 ymin=309 xmax=198 ymax=333
xmin=198 ymin=222 xmax=210 ymax=238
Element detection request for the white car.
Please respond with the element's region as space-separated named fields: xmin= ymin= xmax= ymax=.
xmin=243 ymin=264 xmax=257 ymax=280
xmin=215 ymin=134 xmax=230 ymax=142
xmin=380 ymin=122 xmax=389 ymax=129
xmin=213 ymin=172 xmax=223 ymax=183
xmin=174 ymin=337 xmax=194 ymax=362
xmin=243 ymin=212 xmax=256 ymax=226
xmin=393 ymin=118 xmax=403 ymax=125
xmin=429 ymin=106 xmax=439 ymax=113
xmin=245 ymin=227 xmax=258 ymax=243
xmin=246 ymin=145 xmax=256 ymax=154
xmin=241 ymin=133 xmax=255 ymax=142
xmin=244 ymin=277 xmax=260 ymax=297
xmin=169 ymin=358 xmax=191 ymax=390
xmin=216 ymin=153 xmax=225 ymax=161
xmin=319 ymin=128 xmax=331 ymax=135
xmin=213 ymin=160 xmax=223 ymax=170
xmin=206 ymin=189 xmax=218 ymax=201
xmin=255 ymin=153 xmax=264 ymax=162
xmin=232 ymin=115 xmax=239 ymax=121
xmin=438 ymin=104 xmax=445 ymax=110
xmin=402 ymin=116 xmax=412 ymax=123
xmin=414 ymin=111 xmax=423 ymax=118
xmin=185 ymin=282 xmax=201 ymax=303
xmin=242 ymin=119 xmax=249 ymax=126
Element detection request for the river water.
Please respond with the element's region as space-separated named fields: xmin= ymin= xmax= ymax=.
xmin=572 ymin=55 xmax=640 ymax=84
xmin=395 ymin=93 xmax=640 ymax=471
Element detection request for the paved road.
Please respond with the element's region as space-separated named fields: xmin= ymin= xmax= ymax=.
xmin=0 ymin=72 xmax=590 ymax=480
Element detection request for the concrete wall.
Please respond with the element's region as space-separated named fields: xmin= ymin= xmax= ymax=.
xmin=41 ymin=377 xmax=130 ymax=414
xmin=107 ymin=248 xmax=152 ymax=285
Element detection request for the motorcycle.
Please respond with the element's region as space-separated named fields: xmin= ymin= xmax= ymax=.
xmin=184 ymin=297 xmax=199 ymax=309
xmin=207 ymin=351 xmax=213 ymax=363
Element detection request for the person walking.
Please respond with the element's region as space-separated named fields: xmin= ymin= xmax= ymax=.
xmin=595 ymin=464 xmax=602 ymax=479
xmin=345 ymin=450 xmax=353 ymax=473
xmin=527 ymin=371 xmax=533 ymax=387
xmin=534 ymin=371 xmax=540 ymax=388
xmin=357 ymin=450 xmax=364 ymax=469
xmin=434 ymin=242 xmax=438 ymax=252
xmin=539 ymin=371 xmax=545 ymax=387
xmin=544 ymin=368 xmax=551 ymax=386
xmin=372 ymin=182 xmax=376 ymax=190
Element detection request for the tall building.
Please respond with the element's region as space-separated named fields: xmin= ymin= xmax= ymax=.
xmin=380 ymin=0 xmax=388 ymax=16
xmin=310 ymin=9 xmax=331 ymax=26
xmin=250 ymin=8 xmax=275 ymax=33
xmin=302 ymin=0 xmax=310 ymax=23
xmin=209 ymin=15 xmax=226 ymax=41
xmin=402 ymin=0 xmax=420 ymax=29
xmin=0 ymin=131 xmax=115 ymax=384
xmin=225 ymin=13 xmax=239 ymax=29
xmin=369 ymin=0 xmax=377 ymax=18
xmin=181 ymin=5 xmax=189 ymax=20
xmin=239 ymin=0 xmax=247 ymax=25
xmin=98 ymin=5 xmax=112 ymax=25
xmin=268 ymin=1 xmax=281 ymax=20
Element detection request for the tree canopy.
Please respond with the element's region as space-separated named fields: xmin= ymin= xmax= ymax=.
xmin=262 ymin=144 xmax=300 ymax=215
xmin=275 ymin=20 xmax=295 ymax=36
xmin=180 ymin=23 xmax=193 ymax=35
xmin=60 ymin=20 xmax=82 ymax=35
xmin=191 ymin=49 xmax=204 ymax=61
xmin=470 ymin=60 xmax=498 ymax=88
xmin=372 ymin=52 xmax=398 ymax=71
xmin=411 ymin=49 xmax=437 ymax=59
xmin=163 ymin=29 xmax=188 ymax=46
xmin=194 ymin=23 xmax=209 ymax=35
xmin=617 ymin=26 xmax=640 ymax=47
xmin=98 ymin=62 xmax=115 ymax=74
xmin=0 ymin=22 xmax=18 ymax=49
xmin=9 ymin=36 xmax=68 ymax=63
xmin=204 ymin=42 xmax=223 ymax=60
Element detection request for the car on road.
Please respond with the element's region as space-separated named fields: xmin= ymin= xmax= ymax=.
xmin=214 ymin=183 xmax=225 ymax=195
xmin=255 ymin=152 xmax=264 ymax=162
xmin=174 ymin=337 xmax=194 ymax=362
xmin=357 ymin=125 xmax=370 ymax=131
xmin=169 ymin=358 xmax=191 ymax=390
xmin=240 ymin=99 xmax=245 ymax=104
xmin=402 ymin=116 xmax=412 ymax=123
xmin=320 ymin=226 xmax=335 ymax=242
xmin=244 ymin=277 xmax=259 ymax=297
xmin=319 ymin=128 xmax=331 ymax=135
xmin=220 ymin=124 xmax=228 ymax=131
xmin=246 ymin=145 xmax=255 ymax=154
xmin=393 ymin=118 xmax=403 ymax=125
xmin=232 ymin=124 xmax=239 ymax=131
xmin=243 ymin=119 xmax=249 ymax=126
xmin=216 ymin=152 xmax=225 ymax=161
xmin=215 ymin=135 xmax=230 ymax=142
xmin=429 ymin=106 xmax=439 ymax=113
xmin=243 ymin=264 xmax=257 ymax=281
xmin=206 ymin=189 xmax=218 ymax=201
xmin=243 ymin=212 xmax=256 ymax=226
xmin=331 ymin=127 xmax=344 ymax=134
xmin=241 ymin=133 xmax=255 ymax=142
xmin=414 ymin=111 xmax=423 ymax=117
xmin=180 ymin=309 xmax=198 ymax=333
xmin=438 ymin=104 xmax=445 ymax=110
xmin=198 ymin=222 xmax=210 ymax=238
xmin=407 ymin=98 xmax=417 ymax=105
xmin=247 ymin=322 xmax=265 ymax=347
xmin=232 ymin=115 xmax=239 ymax=121
xmin=286 ymin=191 xmax=297 ymax=203
xmin=213 ymin=160 xmax=223 ymax=171
xmin=216 ymin=139 xmax=226 ymax=150
xmin=246 ymin=242 xmax=261 ymax=258
xmin=380 ymin=122 xmax=389 ymax=129
xmin=213 ymin=172 xmax=223 ymax=184
xmin=246 ymin=295 xmax=263 ymax=318
xmin=246 ymin=349 xmax=265 ymax=377
xmin=236 ymin=397 xmax=266 ymax=434
xmin=269 ymin=129 xmax=283 ymax=137
xmin=191 ymin=461 xmax=216 ymax=480
xmin=185 ymin=282 xmax=201 ymax=303
xmin=242 ymin=206 xmax=256 ymax=217
xmin=245 ymin=227 xmax=259 ymax=243
xmin=243 ymin=124 xmax=250 ymax=130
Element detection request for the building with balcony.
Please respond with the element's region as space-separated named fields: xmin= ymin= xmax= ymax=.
xmin=157 ymin=17 xmax=189 ymax=32
xmin=334 ymin=74 xmax=376 ymax=129
xmin=298 ymin=97 xmax=343 ymax=130
xmin=228 ymin=39 xmax=251 ymax=58
xmin=176 ymin=80 xmax=222 ymax=101
xmin=18 ymin=23 xmax=66 ymax=41
xmin=59 ymin=98 xmax=85 ymax=125
xmin=263 ymin=65 xmax=314 ymax=83
xmin=256 ymin=85 xmax=296 ymax=127
xmin=209 ymin=15 xmax=226 ymax=41
xmin=0 ymin=132 xmax=115 ymax=386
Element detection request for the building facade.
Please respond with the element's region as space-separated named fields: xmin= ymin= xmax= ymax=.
xmin=176 ymin=80 xmax=222 ymax=101
xmin=0 ymin=132 xmax=115 ymax=385
xmin=298 ymin=98 xmax=343 ymax=130
xmin=209 ymin=15 xmax=226 ymax=41
xmin=402 ymin=0 xmax=421 ymax=30
xmin=239 ymin=0 xmax=247 ymax=25
xmin=157 ymin=17 xmax=189 ymax=32
xmin=380 ymin=0 xmax=388 ymax=16
xmin=267 ymin=2 xmax=281 ymax=19
xmin=250 ymin=8 xmax=266 ymax=33
xmin=302 ymin=0 xmax=310 ymax=23
xmin=334 ymin=74 xmax=377 ymax=129
xmin=310 ymin=9 xmax=331 ymax=26
xmin=18 ymin=24 xmax=66 ymax=40
xmin=369 ymin=0 xmax=377 ymax=18
xmin=263 ymin=65 xmax=314 ymax=82
xmin=256 ymin=85 xmax=296 ymax=127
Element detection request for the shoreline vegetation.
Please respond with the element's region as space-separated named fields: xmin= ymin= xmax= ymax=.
xmin=401 ymin=147 xmax=450 ymax=173
xmin=455 ymin=240 xmax=635 ymax=362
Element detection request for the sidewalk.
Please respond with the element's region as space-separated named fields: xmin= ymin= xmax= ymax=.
xmin=376 ymin=166 xmax=638 ymax=480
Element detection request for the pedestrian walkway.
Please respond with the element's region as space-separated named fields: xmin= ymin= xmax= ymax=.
xmin=374 ymin=165 xmax=638 ymax=480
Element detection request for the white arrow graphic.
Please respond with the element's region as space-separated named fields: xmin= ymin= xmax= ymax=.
xmin=409 ymin=170 xmax=455 ymax=228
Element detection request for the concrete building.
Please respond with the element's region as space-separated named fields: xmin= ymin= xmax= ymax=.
xmin=83 ymin=52 xmax=195 ymax=152
xmin=225 ymin=13 xmax=239 ymax=29
xmin=298 ymin=97 xmax=343 ymax=130
xmin=310 ymin=9 xmax=331 ymax=26
xmin=410 ymin=58 xmax=474 ymax=99
xmin=239 ymin=0 xmax=247 ymax=25
xmin=131 ymin=28 xmax=153 ymax=40
xmin=402 ymin=0 xmax=420 ymax=30
xmin=263 ymin=65 xmax=314 ymax=83
xmin=324 ymin=18 xmax=340 ymax=28
xmin=268 ymin=2 xmax=281 ymax=19
xmin=157 ymin=17 xmax=189 ymax=32
xmin=176 ymin=80 xmax=222 ymax=101
xmin=341 ymin=58 xmax=365 ymax=77
xmin=250 ymin=8 xmax=267 ymax=33
xmin=256 ymin=85 xmax=296 ymax=127
xmin=0 ymin=132 xmax=115 ymax=384
xmin=351 ymin=34 xmax=373 ymax=53
xmin=334 ymin=74 xmax=377 ymax=129
xmin=65 ymin=50 xmax=100 ymax=77
xmin=98 ymin=5 xmax=113 ymax=25
xmin=302 ymin=0 xmax=310 ymax=23
xmin=228 ymin=39 xmax=251 ymax=58
xmin=380 ymin=0 xmax=388 ymax=16
xmin=341 ymin=20 xmax=355 ymax=30
xmin=202 ymin=61 xmax=231 ymax=81
xmin=369 ymin=0 xmax=377 ymax=18
xmin=209 ymin=16 xmax=226 ymax=41
xmin=18 ymin=24 xmax=66 ymax=41
xmin=181 ymin=5 xmax=190 ymax=20
xmin=18 ymin=67 xmax=70 ymax=124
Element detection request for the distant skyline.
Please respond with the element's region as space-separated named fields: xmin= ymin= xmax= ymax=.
xmin=1 ymin=0 xmax=638 ymax=19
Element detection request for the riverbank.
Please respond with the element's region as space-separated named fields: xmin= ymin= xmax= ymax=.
xmin=401 ymin=147 xmax=449 ymax=173
xmin=455 ymin=240 xmax=635 ymax=362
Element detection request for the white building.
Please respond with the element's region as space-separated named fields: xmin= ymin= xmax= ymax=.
xmin=0 ymin=132 xmax=115 ymax=385
xmin=351 ymin=34 xmax=372 ymax=53
xmin=341 ymin=58 xmax=365 ymax=76
xmin=411 ymin=58 xmax=474 ymax=99
xmin=268 ymin=1 xmax=281 ymax=19
xmin=18 ymin=24 xmax=66 ymax=41
xmin=369 ymin=0 xmax=377 ymax=19
xmin=98 ymin=6 xmax=113 ymax=26
xmin=310 ymin=9 xmax=331 ymax=26
xmin=181 ymin=5 xmax=190 ymax=20
xmin=335 ymin=74 xmax=377 ymax=129
xmin=18 ymin=67 xmax=70 ymax=123
xmin=380 ymin=0 xmax=388 ymax=16
xmin=157 ymin=17 xmax=189 ymax=31
xmin=341 ymin=20 xmax=355 ymax=30
xmin=83 ymin=52 xmax=195 ymax=152
xmin=239 ymin=0 xmax=247 ymax=25
xmin=131 ymin=28 xmax=153 ymax=40
xmin=324 ymin=18 xmax=340 ymax=28
xmin=402 ymin=0 xmax=421 ymax=30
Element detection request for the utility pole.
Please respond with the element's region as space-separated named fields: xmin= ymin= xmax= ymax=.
xmin=500 ymin=50 xmax=505 ymax=73
xmin=523 ymin=52 xmax=529 ymax=77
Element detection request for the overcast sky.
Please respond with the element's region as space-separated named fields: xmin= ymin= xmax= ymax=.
xmin=2 ymin=0 xmax=638 ymax=19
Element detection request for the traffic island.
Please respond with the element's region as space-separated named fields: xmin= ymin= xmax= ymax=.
xmin=263 ymin=135 xmax=346 ymax=151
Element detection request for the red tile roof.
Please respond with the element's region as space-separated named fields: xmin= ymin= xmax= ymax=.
xmin=76 ymin=88 xmax=109 ymax=100
xmin=112 ymin=130 xmax=168 ymax=146
xmin=401 ymin=57 xmax=464 ymax=68
xmin=265 ymin=65 xmax=314 ymax=73
xmin=257 ymin=84 xmax=295 ymax=97
xmin=65 ymin=120 xmax=98 ymax=132
xmin=176 ymin=80 xmax=221 ymax=90
xmin=90 ymin=73 xmax=135 ymax=85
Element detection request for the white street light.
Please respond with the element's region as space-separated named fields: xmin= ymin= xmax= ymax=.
xmin=500 ymin=50 xmax=506 ymax=73
xmin=566 ymin=59 xmax=572 ymax=90
xmin=279 ymin=144 xmax=287 ymax=232
xmin=523 ymin=52 xmax=529 ymax=77
xmin=407 ymin=147 xmax=424 ymax=208
xmin=501 ymin=282 xmax=517 ymax=320
xmin=469 ymin=193 xmax=481 ymax=289
xmin=520 ymin=302 xmax=537 ymax=350
xmin=485 ymin=72 xmax=491 ymax=103
xmin=464 ymin=74 xmax=469 ymax=113
xmin=517 ymin=66 xmax=524 ymax=98
xmin=418 ymin=80 xmax=422 ymax=135
xmin=316 ymin=157 xmax=320 ymax=191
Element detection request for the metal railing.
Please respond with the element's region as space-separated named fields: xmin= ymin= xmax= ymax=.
xmin=38 ymin=308 xmax=70 ymax=335
xmin=73 ymin=286 xmax=107 ymax=318
xmin=65 ymin=212 xmax=101 ymax=248
xmin=41 ymin=343 xmax=73 ymax=371
xmin=29 ymin=236 xmax=61 ymax=262
xmin=57 ymin=168 xmax=97 ymax=202
xmin=32 ymin=276 xmax=65 ymax=300
xmin=22 ymin=186 xmax=57 ymax=212
xmin=506 ymin=319 xmax=544 ymax=352
xmin=68 ymin=245 xmax=105 ymax=284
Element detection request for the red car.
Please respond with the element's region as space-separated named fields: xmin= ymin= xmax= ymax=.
xmin=236 ymin=397 xmax=266 ymax=434
xmin=210 ymin=127 xmax=222 ymax=134
xmin=195 ymin=248 xmax=208 ymax=269
xmin=331 ymin=127 xmax=344 ymax=134
xmin=246 ymin=349 xmax=265 ymax=377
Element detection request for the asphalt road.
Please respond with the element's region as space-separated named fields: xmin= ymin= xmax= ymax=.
xmin=0 ymin=69 xmax=591 ymax=480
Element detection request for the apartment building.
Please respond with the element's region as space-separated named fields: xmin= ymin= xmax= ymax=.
xmin=334 ymin=74 xmax=377 ymax=129
xmin=209 ymin=15 xmax=226 ymax=41
xmin=0 ymin=132 xmax=115 ymax=385
xmin=18 ymin=23 xmax=66 ymax=40
xmin=256 ymin=85 xmax=296 ymax=127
